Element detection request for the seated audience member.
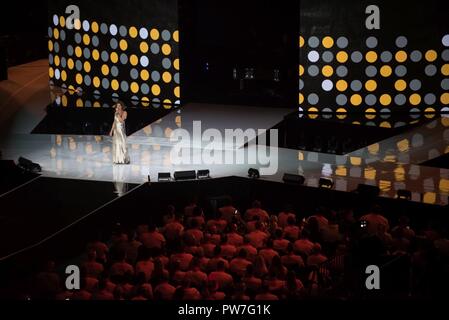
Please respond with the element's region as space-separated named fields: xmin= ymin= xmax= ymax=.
xmin=253 ymin=254 xmax=269 ymax=278
xmin=184 ymin=219 xmax=204 ymax=246
xmin=245 ymin=200 xmax=269 ymax=222
xmin=207 ymin=245 xmax=230 ymax=272
xmin=208 ymin=261 xmax=233 ymax=290
xmin=281 ymin=243 xmax=305 ymax=270
xmin=246 ymin=221 xmax=269 ymax=249
xmin=246 ymin=215 xmax=261 ymax=233
xmin=307 ymin=207 xmax=330 ymax=229
xmin=259 ymin=239 xmax=280 ymax=266
xmin=307 ymin=243 xmax=328 ymax=267
xmin=294 ymin=233 xmax=315 ymax=256
xmin=218 ymin=197 xmax=239 ymax=223
xmin=140 ymin=224 xmax=166 ymax=250
xmin=229 ymin=249 xmax=252 ymax=277
xmin=231 ymin=283 xmax=250 ymax=301
xmin=163 ymin=214 xmax=185 ymax=243
xmin=170 ymin=244 xmax=194 ymax=271
xmin=110 ymin=251 xmax=134 ymax=277
xmin=170 ymin=260 xmax=186 ymax=286
xmin=151 ymin=258 xmax=170 ymax=284
xmin=82 ymin=250 xmax=104 ymax=279
xmin=154 ymin=275 xmax=176 ymax=300
xmin=205 ymin=280 xmax=226 ymax=300
xmin=220 ymin=234 xmax=237 ymax=259
xmin=184 ymin=257 xmax=208 ymax=288
xmin=162 ymin=205 xmax=176 ymax=225
xmin=284 ymin=216 xmax=301 ymax=241
xmin=187 ymin=206 xmax=206 ymax=229
xmin=227 ymin=223 xmax=244 ymax=246
xmin=207 ymin=213 xmax=228 ymax=233
xmin=135 ymin=249 xmax=155 ymax=281
xmin=125 ymin=232 xmax=142 ymax=264
xmin=71 ymin=278 xmax=92 ymax=300
xmin=391 ymin=216 xmax=416 ymax=240
xmin=360 ymin=205 xmax=390 ymax=235
xmin=92 ymin=278 xmax=114 ymax=300
xmin=243 ymin=264 xmax=262 ymax=293
xmin=284 ymin=271 xmax=305 ymax=299
xmin=238 ymin=237 xmax=258 ymax=262
xmin=269 ymin=255 xmax=288 ymax=279
xmin=273 ymin=228 xmax=290 ymax=254
xmin=278 ymin=205 xmax=296 ymax=228
xmin=255 ymin=283 xmax=279 ymax=301
xmin=86 ymin=239 xmax=109 ymax=264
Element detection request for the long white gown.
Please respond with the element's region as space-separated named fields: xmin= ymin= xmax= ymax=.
xmin=112 ymin=113 xmax=130 ymax=164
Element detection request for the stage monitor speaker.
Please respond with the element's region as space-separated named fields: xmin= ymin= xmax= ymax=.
xmin=319 ymin=178 xmax=334 ymax=189
xmin=397 ymin=189 xmax=412 ymax=201
xmin=282 ymin=173 xmax=305 ymax=185
xmin=248 ymin=168 xmax=260 ymax=179
xmin=356 ymin=184 xmax=380 ymax=198
xmin=18 ymin=157 xmax=42 ymax=173
xmin=158 ymin=172 xmax=172 ymax=182
xmin=197 ymin=170 xmax=210 ymax=179
xmin=174 ymin=170 xmax=196 ymax=181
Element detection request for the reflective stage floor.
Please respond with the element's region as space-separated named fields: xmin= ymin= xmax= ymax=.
xmin=1 ymin=60 xmax=449 ymax=205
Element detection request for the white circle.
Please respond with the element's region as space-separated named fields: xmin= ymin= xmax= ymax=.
xmin=140 ymin=56 xmax=149 ymax=67
xmin=54 ymin=69 xmax=60 ymax=80
xmin=82 ymin=20 xmax=90 ymax=32
xmin=443 ymin=35 xmax=449 ymax=47
xmin=308 ymin=51 xmax=319 ymax=63
xmin=140 ymin=28 xmax=149 ymax=39
xmin=53 ymin=15 xmax=59 ymax=26
xmin=322 ymin=80 xmax=333 ymax=91
xmin=109 ymin=24 xmax=118 ymax=36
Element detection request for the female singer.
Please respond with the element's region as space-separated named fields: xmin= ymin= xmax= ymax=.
xmin=109 ymin=101 xmax=130 ymax=164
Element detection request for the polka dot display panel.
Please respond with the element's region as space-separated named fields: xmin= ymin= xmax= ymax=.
xmin=299 ymin=34 xmax=449 ymax=114
xmin=48 ymin=15 xmax=180 ymax=109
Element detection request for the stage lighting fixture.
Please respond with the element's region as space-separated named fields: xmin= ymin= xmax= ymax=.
xmin=397 ymin=189 xmax=412 ymax=201
xmin=282 ymin=173 xmax=305 ymax=185
xmin=248 ymin=168 xmax=260 ymax=179
xmin=197 ymin=170 xmax=211 ymax=180
xmin=319 ymin=178 xmax=334 ymax=189
xmin=174 ymin=170 xmax=197 ymax=181
xmin=18 ymin=157 xmax=41 ymax=173
xmin=158 ymin=172 xmax=172 ymax=182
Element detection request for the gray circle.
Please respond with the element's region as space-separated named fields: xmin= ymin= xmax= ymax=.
xmin=425 ymin=65 xmax=437 ymax=76
xmin=365 ymin=66 xmax=377 ymax=77
xmin=121 ymin=81 xmax=129 ymax=92
xmin=396 ymin=36 xmax=408 ymax=48
xmin=380 ymin=51 xmax=393 ymax=63
xmin=152 ymin=98 xmax=161 ymax=108
xmin=85 ymin=100 xmax=92 ymax=108
xmin=100 ymin=23 xmax=108 ymax=34
xmin=162 ymin=58 xmax=172 ymax=69
xmin=84 ymin=75 xmax=91 ymax=86
xmin=308 ymin=65 xmax=319 ymax=77
xmin=48 ymin=27 xmax=53 ymax=38
xmin=395 ymin=94 xmax=407 ymax=106
xmin=336 ymin=94 xmax=347 ymax=106
xmin=49 ymin=54 xmax=54 ymax=65
xmin=74 ymin=33 xmax=82 ymax=44
xmin=150 ymin=43 xmax=160 ymax=54
xmin=151 ymin=71 xmax=161 ymax=82
xmin=161 ymin=30 xmax=171 ymax=41
xmin=336 ymin=66 xmax=348 ymax=77
xmin=141 ymin=83 xmax=150 ymax=95
xmin=351 ymin=51 xmax=363 ymax=63
xmin=120 ymin=53 xmax=128 ymax=64
xmin=350 ymin=80 xmax=362 ymax=91
xmin=111 ymin=66 xmax=119 ymax=77
xmin=101 ymin=51 xmax=109 ymax=62
xmin=365 ymin=94 xmax=377 ymax=106
xmin=130 ymin=68 xmax=139 ymax=80
xmin=54 ymin=42 xmax=60 ymax=53
xmin=102 ymin=78 xmax=110 ymax=89
xmin=110 ymin=38 xmax=118 ymax=50
xmin=92 ymin=36 xmax=99 ymax=47
xmin=299 ymin=79 xmax=304 ymax=90
xmin=60 ymin=57 xmax=66 ymax=68
xmin=119 ymin=25 xmax=127 ymax=37
xmin=60 ymin=30 xmax=66 ymax=41
xmin=336 ymin=37 xmax=348 ymax=49
xmin=395 ymin=65 xmax=407 ymax=77
xmin=424 ymin=93 xmax=437 ymax=105
xmin=67 ymin=45 xmax=74 ymax=56
xmin=131 ymin=97 xmax=140 ymax=106
xmin=322 ymin=51 xmax=334 ymax=63
xmin=442 ymin=49 xmax=449 ymax=62
xmin=75 ymin=60 xmax=82 ymax=71
xmin=83 ymin=48 xmax=91 ymax=59
xmin=366 ymin=36 xmax=378 ymax=48
xmin=307 ymin=94 xmax=319 ymax=105
xmin=410 ymin=50 xmax=422 ymax=62
xmin=308 ymin=36 xmax=320 ymax=48
xmin=442 ymin=79 xmax=449 ymax=90
xmin=174 ymin=73 xmax=180 ymax=84
xmin=410 ymin=79 xmax=422 ymax=91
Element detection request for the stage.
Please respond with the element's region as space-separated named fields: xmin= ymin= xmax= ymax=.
xmin=1 ymin=60 xmax=449 ymax=205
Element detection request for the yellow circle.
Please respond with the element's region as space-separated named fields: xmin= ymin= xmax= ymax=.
xmin=299 ymin=93 xmax=304 ymax=104
xmin=93 ymin=77 xmax=101 ymax=88
xmin=173 ymin=30 xmax=179 ymax=43
xmin=365 ymin=80 xmax=377 ymax=92
xmin=141 ymin=69 xmax=150 ymax=81
xmin=299 ymin=65 xmax=304 ymax=76
xmin=130 ymin=82 xmax=139 ymax=93
xmin=48 ymin=40 xmax=53 ymax=52
xmin=59 ymin=16 xmax=65 ymax=28
xmin=76 ymin=73 xmax=83 ymax=85
xmin=441 ymin=93 xmax=449 ymax=105
xmin=163 ymin=72 xmax=172 ymax=83
xmin=299 ymin=36 xmax=304 ymax=48
xmin=142 ymin=97 xmax=150 ymax=107
xmin=111 ymin=79 xmax=119 ymax=91
xmin=140 ymin=42 xmax=149 ymax=53
xmin=395 ymin=79 xmax=407 ymax=91
xmin=336 ymin=51 xmax=348 ymax=63
xmin=150 ymin=29 xmax=160 ymax=40
xmin=409 ymin=94 xmax=422 ymax=106
xmin=174 ymin=86 xmax=181 ymax=98
xmin=322 ymin=36 xmax=334 ymax=49
xmin=84 ymin=61 xmax=91 ymax=73
xmin=119 ymin=39 xmax=128 ymax=51
xmin=308 ymin=107 xmax=319 ymax=113
xmin=54 ymin=56 xmax=60 ymax=66
xmin=395 ymin=51 xmax=407 ymax=63
xmin=322 ymin=65 xmax=334 ymax=77
xmin=110 ymin=52 xmax=118 ymax=64
xmin=83 ymin=34 xmax=90 ymax=46
xmin=351 ymin=94 xmax=362 ymax=106
xmin=380 ymin=65 xmax=392 ymax=77
xmin=336 ymin=80 xmax=348 ymax=92
xmin=49 ymin=67 xmax=54 ymax=78
xmin=67 ymin=59 xmax=74 ymax=69
xmin=92 ymin=49 xmax=100 ymax=61
xmin=130 ymin=55 xmax=138 ymax=66
xmin=162 ymin=44 xmax=172 ymax=55
xmin=365 ymin=108 xmax=377 ymax=120
xmin=129 ymin=27 xmax=138 ymax=38
xmin=163 ymin=99 xmax=172 ymax=109
xmin=425 ymin=50 xmax=438 ymax=62
xmin=152 ymin=84 xmax=161 ymax=96
xmin=336 ymin=108 xmax=347 ymax=113
xmin=366 ymin=51 xmax=378 ymax=63
xmin=75 ymin=47 xmax=82 ymax=58
xmin=101 ymin=64 xmax=110 ymax=76
xmin=91 ymin=22 xmax=99 ymax=33
xmin=380 ymin=94 xmax=392 ymax=106
xmin=53 ymin=28 xmax=59 ymax=39
xmin=425 ymin=107 xmax=436 ymax=113
xmin=74 ymin=19 xmax=81 ymax=30
xmin=174 ymin=58 xmax=180 ymax=71
xmin=61 ymin=70 xmax=67 ymax=81
xmin=441 ymin=64 xmax=449 ymax=76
